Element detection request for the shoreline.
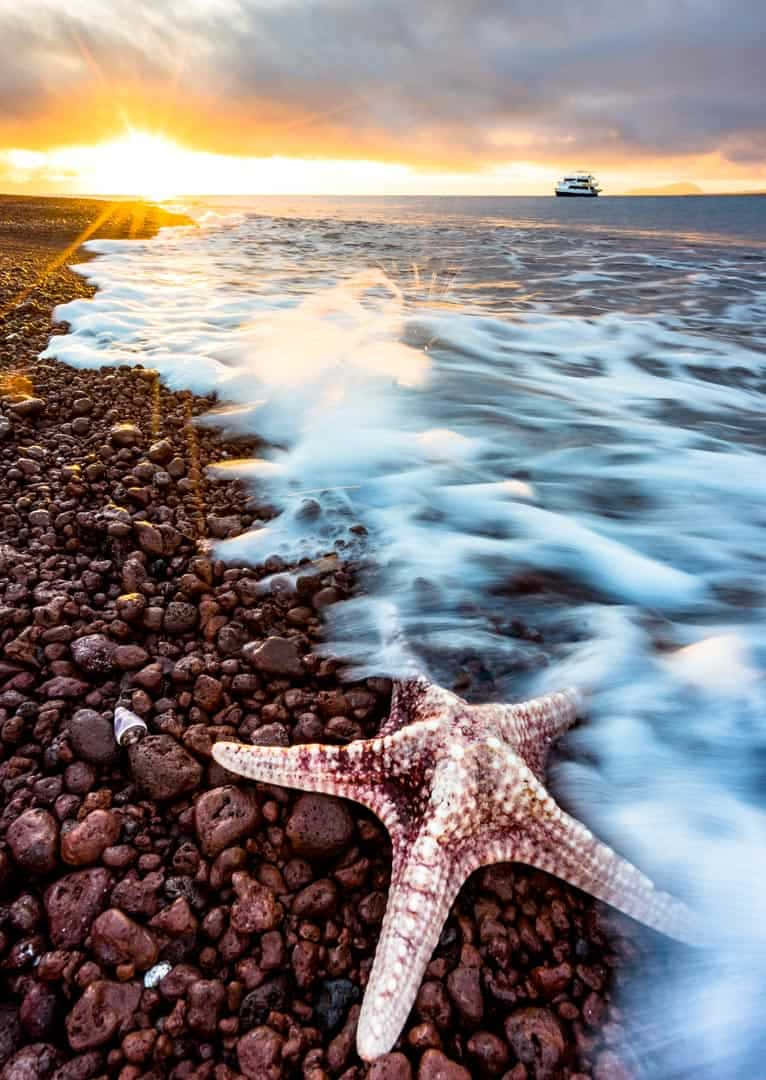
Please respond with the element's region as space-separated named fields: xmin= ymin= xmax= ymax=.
xmin=0 ymin=195 xmax=655 ymax=1079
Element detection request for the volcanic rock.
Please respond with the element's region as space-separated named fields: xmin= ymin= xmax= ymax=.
xmin=286 ymin=793 xmax=354 ymax=859
xmin=66 ymin=980 xmax=141 ymax=1051
xmin=163 ymin=601 xmax=198 ymax=634
xmin=44 ymin=868 xmax=112 ymax=948
xmin=91 ymin=908 xmax=158 ymax=970
xmin=60 ymin=810 xmax=120 ymax=866
xmin=237 ymin=1026 xmax=284 ymax=1079
xmin=70 ymin=634 xmax=116 ymax=674
xmin=67 ymin=710 xmax=118 ymax=765
xmin=6 ymin=809 xmax=59 ymax=874
xmin=128 ymin=735 xmax=202 ymax=800
xmin=504 ymin=1008 xmax=565 ymax=1079
xmin=109 ymin=422 xmax=141 ymax=447
xmin=243 ymin=636 xmax=303 ymax=678
xmin=194 ymin=785 xmax=260 ymax=857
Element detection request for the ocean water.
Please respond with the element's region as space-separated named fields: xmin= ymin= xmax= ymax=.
xmin=44 ymin=195 xmax=766 ymax=1077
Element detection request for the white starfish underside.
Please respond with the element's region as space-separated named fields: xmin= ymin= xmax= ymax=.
xmin=212 ymin=678 xmax=699 ymax=1061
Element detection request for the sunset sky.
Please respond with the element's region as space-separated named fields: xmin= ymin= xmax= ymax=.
xmin=0 ymin=0 xmax=764 ymax=196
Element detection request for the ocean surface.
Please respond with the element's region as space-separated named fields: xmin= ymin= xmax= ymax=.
xmin=44 ymin=195 xmax=766 ymax=1077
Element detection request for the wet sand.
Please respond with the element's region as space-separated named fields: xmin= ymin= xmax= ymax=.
xmin=0 ymin=195 xmax=662 ymax=1079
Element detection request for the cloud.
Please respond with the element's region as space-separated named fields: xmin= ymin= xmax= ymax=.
xmin=0 ymin=0 xmax=764 ymax=169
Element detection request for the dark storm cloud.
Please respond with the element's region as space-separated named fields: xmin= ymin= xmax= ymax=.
xmin=1 ymin=0 xmax=765 ymax=165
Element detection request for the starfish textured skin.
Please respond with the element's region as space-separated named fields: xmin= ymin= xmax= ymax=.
xmin=212 ymin=678 xmax=698 ymax=1061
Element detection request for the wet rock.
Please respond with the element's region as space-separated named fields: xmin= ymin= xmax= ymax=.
xmin=466 ymin=1031 xmax=510 ymax=1075
xmin=44 ymin=868 xmax=112 ymax=948
xmin=0 ymin=1004 xmax=20 ymax=1066
xmin=163 ymin=601 xmax=198 ymax=634
xmin=417 ymin=981 xmax=452 ymax=1029
xmin=186 ymin=979 xmax=225 ymax=1035
xmin=194 ymin=785 xmax=260 ymax=858
xmin=230 ymin=871 xmax=282 ymax=933
xmin=109 ymin=422 xmax=141 ymax=447
xmin=115 ymin=593 xmax=146 ymax=622
xmin=134 ymin=521 xmax=164 ymax=556
xmin=7 ymin=809 xmax=59 ymax=874
xmin=70 ymin=634 xmax=116 ymax=675
xmin=19 ymin=983 xmax=57 ymax=1040
xmin=243 ymin=636 xmax=303 ymax=678
xmin=0 ymin=1043 xmax=62 ymax=1079
xmin=239 ymin=976 xmax=289 ymax=1028
xmin=91 ymin=908 xmax=158 ymax=970
xmin=368 ymin=1054 xmax=413 ymax=1080
xmin=148 ymin=438 xmax=173 ymax=464
xmin=40 ymin=675 xmax=89 ymax=698
xmin=9 ymin=397 xmax=46 ymax=418
xmin=314 ymin=978 xmax=360 ymax=1035
xmin=61 ymin=810 xmax=120 ymax=866
xmin=446 ymin=964 xmax=484 ymax=1026
xmin=193 ymin=673 xmax=223 ymax=712
xmin=286 ymin=793 xmax=354 ymax=859
xmin=237 ymin=1026 xmax=284 ymax=1079
xmin=66 ymin=980 xmax=141 ymax=1051
xmin=531 ymin=962 xmax=573 ymax=1000
xmin=67 ymin=710 xmax=118 ymax=765
xmin=128 ymin=735 xmax=202 ymax=800
xmin=504 ymin=1007 xmax=565 ymax=1080
xmin=292 ymin=878 xmax=338 ymax=918
xmin=113 ymin=644 xmax=149 ymax=670
xmin=417 ymin=1050 xmax=471 ymax=1080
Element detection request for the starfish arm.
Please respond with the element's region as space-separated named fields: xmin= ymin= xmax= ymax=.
xmin=211 ymin=739 xmax=399 ymax=827
xmin=379 ymin=677 xmax=464 ymax=736
xmin=485 ymin=688 xmax=583 ymax=777
xmin=356 ymin=831 xmax=461 ymax=1061
xmin=473 ymin=792 xmax=700 ymax=945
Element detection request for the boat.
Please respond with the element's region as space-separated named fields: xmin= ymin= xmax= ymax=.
xmin=555 ymin=172 xmax=601 ymax=197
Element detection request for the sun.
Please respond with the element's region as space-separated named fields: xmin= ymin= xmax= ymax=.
xmin=60 ymin=131 xmax=191 ymax=199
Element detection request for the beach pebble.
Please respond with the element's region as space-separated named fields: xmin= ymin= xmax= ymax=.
xmin=44 ymin=867 xmax=112 ymax=947
xmin=369 ymin=1053 xmax=414 ymax=1080
xmin=40 ymin=675 xmax=90 ymax=698
xmin=186 ymin=979 xmax=225 ymax=1035
xmin=417 ymin=1050 xmax=471 ymax=1080
xmin=466 ymin=1031 xmax=510 ymax=1074
xmin=504 ymin=1007 xmax=565 ymax=1077
xmin=7 ymin=809 xmax=59 ymax=874
xmin=60 ymin=810 xmax=120 ymax=866
xmin=0 ymin=1043 xmax=62 ymax=1078
xmin=148 ymin=438 xmax=173 ymax=463
xmin=447 ymin=964 xmax=484 ymax=1026
xmin=66 ymin=980 xmax=141 ymax=1051
xmin=194 ymin=785 xmax=260 ymax=857
xmin=286 ymin=793 xmax=354 ymax=859
xmin=163 ymin=601 xmax=198 ymax=634
xmin=193 ymin=673 xmax=223 ymax=711
xmin=109 ymin=422 xmax=141 ymax=447
xmin=9 ymin=396 xmax=46 ymax=418
xmin=292 ymin=878 xmax=338 ymax=919
xmin=243 ymin=636 xmax=303 ymax=678
xmin=91 ymin=908 xmax=158 ymax=970
xmin=237 ymin=1026 xmax=284 ymax=1078
xmin=230 ymin=871 xmax=282 ymax=933
xmin=68 ymin=709 xmax=118 ymax=765
xmin=70 ymin=634 xmax=116 ymax=674
xmin=128 ymin=734 xmax=202 ymax=800
xmin=18 ymin=984 xmax=55 ymax=1040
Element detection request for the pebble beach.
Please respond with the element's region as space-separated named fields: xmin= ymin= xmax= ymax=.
xmin=0 ymin=195 xmax=671 ymax=1080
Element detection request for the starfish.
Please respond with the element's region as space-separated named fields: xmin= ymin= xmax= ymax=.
xmin=212 ymin=679 xmax=698 ymax=1061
